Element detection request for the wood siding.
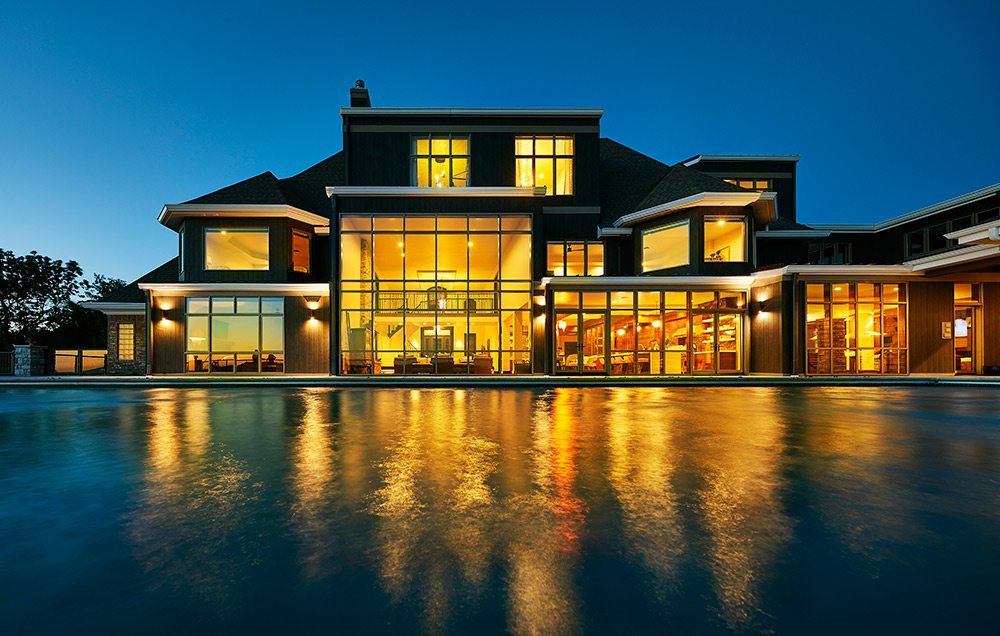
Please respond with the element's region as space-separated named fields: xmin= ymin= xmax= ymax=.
xmin=983 ymin=282 xmax=1000 ymax=369
xmin=151 ymin=295 xmax=184 ymax=374
xmin=749 ymin=281 xmax=785 ymax=374
xmin=285 ymin=295 xmax=330 ymax=374
xmin=908 ymin=282 xmax=954 ymax=374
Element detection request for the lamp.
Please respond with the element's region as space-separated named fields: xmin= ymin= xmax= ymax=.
xmin=303 ymin=295 xmax=321 ymax=319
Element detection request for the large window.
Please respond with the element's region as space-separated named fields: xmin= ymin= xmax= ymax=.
xmin=117 ymin=323 xmax=134 ymax=361
xmin=515 ymin=135 xmax=573 ymax=195
xmin=704 ymin=217 xmax=746 ymax=262
xmin=204 ymin=228 xmax=269 ymax=271
xmin=806 ymin=283 xmax=907 ymax=375
xmin=554 ymin=290 xmax=744 ymax=375
xmin=292 ymin=230 xmax=310 ymax=273
xmin=546 ymin=241 xmax=603 ymax=276
xmin=340 ymin=214 xmax=532 ymax=375
xmin=641 ymin=221 xmax=689 ymax=272
xmin=185 ymin=296 xmax=284 ymax=373
xmin=412 ymin=134 xmax=469 ymax=187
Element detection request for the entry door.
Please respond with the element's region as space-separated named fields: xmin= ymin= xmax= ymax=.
xmin=553 ymin=312 xmax=608 ymax=374
xmin=580 ymin=313 xmax=607 ymax=374
xmin=954 ymin=308 xmax=976 ymax=374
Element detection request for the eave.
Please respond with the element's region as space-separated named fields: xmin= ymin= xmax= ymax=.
xmin=79 ymin=302 xmax=145 ymax=316
xmin=756 ymin=229 xmax=831 ymax=239
xmin=139 ymin=283 xmax=330 ymax=293
xmin=905 ymin=244 xmax=1000 ymax=272
xmin=682 ymin=154 xmax=801 ymax=167
xmin=340 ymin=108 xmax=603 ymax=117
xmin=944 ymin=220 xmax=1000 ymax=245
xmin=612 ymin=191 xmax=776 ymax=228
xmin=158 ymin=204 xmax=330 ymax=231
xmin=326 ymin=186 xmax=545 ymax=198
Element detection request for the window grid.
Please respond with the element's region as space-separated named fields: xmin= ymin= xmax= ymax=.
xmin=724 ymin=178 xmax=772 ymax=191
xmin=515 ymin=135 xmax=574 ymax=195
xmin=117 ymin=323 xmax=135 ymax=361
xmin=546 ymin=241 xmax=604 ymax=276
xmin=411 ymin=134 xmax=470 ymax=187
xmin=184 ymin=296 xmax=285 ymax=373
xmin=807 ymin=242 xmax=853 ymax=265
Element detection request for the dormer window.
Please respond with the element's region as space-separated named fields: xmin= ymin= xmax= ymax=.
xmin=204 ymin=228 xmax=269 ymax=271
xmin=412 ymin=134 xmax=469 ymax=187
xmin=704 ymin=217 xmax=747 ymax=262
xmin=723 ymin=178 xmax=771 ymax=191
xmin=516 ymin=135 xmax=573 ymax=195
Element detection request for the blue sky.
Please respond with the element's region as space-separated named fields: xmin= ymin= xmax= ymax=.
xmin=1 ymin=0 xmax=998 ymax=281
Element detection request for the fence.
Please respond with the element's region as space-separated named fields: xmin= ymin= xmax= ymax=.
xmin=53 ymin=350 xmax=107 ymax=375
xmin=0 ymin=351 xmax=12 ymax=375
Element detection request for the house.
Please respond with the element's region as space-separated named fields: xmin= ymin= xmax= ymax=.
xmin=84 ymin=82 xmax=1000 ymax=377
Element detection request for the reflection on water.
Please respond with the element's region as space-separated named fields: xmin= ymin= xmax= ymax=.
xmin=2 ymin=386 xmax=1000 ymax=635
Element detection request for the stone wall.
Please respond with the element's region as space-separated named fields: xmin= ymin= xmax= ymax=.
xmin=107 ymin=315 xmax=147 ymax=375
xmin=13 ymin=345 xmax=47 ymax=376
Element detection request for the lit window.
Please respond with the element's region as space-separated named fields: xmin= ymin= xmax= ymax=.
xmin=412 ymin=134 xmax=469 ymax=187
xmin=292 ymin=230 xmax=310 ymax=273
xmin=185 ymin=296 xmax=284 ymax=373
xmin=546 ymin=241 xmax=604 ymax=276
xmin=723 ymin=178 xmax=772 ymax=191
xmin=641 ymin=221 xmax=689 ymax=272
xmin=516 ymin=135 xmax=573 ymax=195
xmin=205 ymin=228 xmax=269 ymax=271
xmin=117 ymin=323 xmax=134 ymax=361
xmin=704 ymin=217 xmax=746 ymax=262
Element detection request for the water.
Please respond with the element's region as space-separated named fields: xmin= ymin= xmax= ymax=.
xmin=0 ymin=386 xmax=998 ymax=635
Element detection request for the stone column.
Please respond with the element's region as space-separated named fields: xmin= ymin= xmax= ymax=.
xmin=13 ymin=344 xmax=48 ymax=376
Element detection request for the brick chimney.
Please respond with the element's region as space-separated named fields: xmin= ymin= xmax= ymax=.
xmin=350 ymin=80 xmax=371 ymax=107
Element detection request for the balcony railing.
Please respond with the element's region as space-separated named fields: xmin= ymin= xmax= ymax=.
xmin=0 ymin=351 xmax=12 ymax=376
xmin=374 ymin=291 xmax=498 ymax=313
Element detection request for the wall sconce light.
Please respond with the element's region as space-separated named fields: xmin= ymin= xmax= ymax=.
xmin=153 ymin=306 xmax=172 ymax=322
xmin=534 ymin=294 xmax=546 ymax=307
xmin=752 ymin=298 xmax=768 ymax=314
xmin=303 ymin=295 xmax=321 ymax=319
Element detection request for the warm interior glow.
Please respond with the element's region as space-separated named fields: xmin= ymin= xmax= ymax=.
xmin=704 ymin=218 xmax=746 ymax=262
xmin=642 ymin=221 xmax=689 ymax=272
xmin=205 ymin=228 xmax=269 ymax=271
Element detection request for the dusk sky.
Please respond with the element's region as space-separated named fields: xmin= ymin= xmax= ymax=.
xmin=1 ymin=0 xmax=998 ymax=282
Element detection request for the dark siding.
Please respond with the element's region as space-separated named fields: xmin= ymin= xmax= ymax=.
xmin=908 ymin=282 xmax=954 ymax=374
xmin=749 ymin=281 xmax=784 ymax=374
xmin=626 ymin=207 xmax=756 ymax=277
xmin=983 ymin=283 xmax=1000 ymax=369
xmin=285 ymin=295 xmax=331 ymax=374
xmin=151 ymin=295 xmax=184 ymax=373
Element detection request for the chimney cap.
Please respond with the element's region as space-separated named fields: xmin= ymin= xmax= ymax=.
xmin=355 ymin=79 xmax=365 ymax=89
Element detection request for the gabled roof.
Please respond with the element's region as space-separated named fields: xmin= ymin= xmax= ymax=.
xmin=181 ymin=151 xmax=345 ymax=217
xmin=93 ymin=258 xmax=179 ymax=304
xmin=633 ymin=163 xmax=748 ymax=212
xmin=598 ymin=138 xmax=671 ymax=225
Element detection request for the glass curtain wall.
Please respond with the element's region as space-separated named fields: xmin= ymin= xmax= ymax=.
xmin=805 ymin=283 xmax=907 ymax=374
xmin=553 ymin=290 xmax=745 ymax=375
xmin=340 ymin=214 xmax=532 ymax=375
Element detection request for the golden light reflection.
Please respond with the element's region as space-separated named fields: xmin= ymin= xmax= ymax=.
xmin=605 ymin=388 xmax=683 ymax=598
xmin=291 ymin=389 xmax=337 ymax=581
xmin=691 ymin=388 xmax=791 ymax=629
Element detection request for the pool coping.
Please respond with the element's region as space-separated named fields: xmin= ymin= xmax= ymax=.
xmin=1 ymin=375 xmax=999 ymax=388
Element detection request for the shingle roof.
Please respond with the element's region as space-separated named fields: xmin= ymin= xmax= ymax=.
xmin=182 ymin=151 xmax=345 ymax=217
xmin=632 ymin=163 xmax=748 ymax=212
xmin=598 ymin=138 xmax=671 ymax=225
xmin=95 ymin=258 xmax=178 ymax=304
xmin=762 ymin=217 xmax=815 ymax=231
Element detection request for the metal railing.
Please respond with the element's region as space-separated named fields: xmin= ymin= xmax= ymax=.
xmin=53 ymin=349 xmax=107 ymax=375
xmin=0 ymin=351 xmax=12 ymax=375
xmin=374 ymin=291 xmax=498 ymax=312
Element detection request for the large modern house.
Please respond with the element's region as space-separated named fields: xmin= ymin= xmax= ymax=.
xmin=85 ymin=82 xmax=1000 ymax=377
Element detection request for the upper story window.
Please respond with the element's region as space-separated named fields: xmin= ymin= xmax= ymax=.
xmin=546 ymin=241 xmax=603 ymax=276
xmin=412 ymin=134 xmax=469 ymax=187
xmin=807 ymin=242 xmax=852 ymax=265
xmin=641 ymin=220 xmax=689 ymax=272
xmin=292 ymin=230 xmax=310 ymax=273
xmin=704 ymin=217 xmax=747 ymax=262
xmin=516 ymin=135 xmax=573 ymax=195
xmin=906 ymin=215 xmax=978 ymax=258
xmin=723 ymin=178 xmax=772 ymax=191
xmin=204 ymin=228 xmax=269 ymax=271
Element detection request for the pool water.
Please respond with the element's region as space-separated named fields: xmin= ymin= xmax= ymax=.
xmin=1 ymin=386 xmax=998 ymax=634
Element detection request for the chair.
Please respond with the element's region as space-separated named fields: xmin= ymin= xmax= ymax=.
xmin=472 ymin=355 xmax=494 ymax=375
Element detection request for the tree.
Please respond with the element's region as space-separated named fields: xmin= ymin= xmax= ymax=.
xmin=0 ymin=249 xmax=83 ymax=349
xmin=0 ymin=249 xmax=126 ymax=350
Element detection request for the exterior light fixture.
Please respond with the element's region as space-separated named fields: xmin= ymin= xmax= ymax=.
xmin=303 ymin=295 xmax=321 ymax=319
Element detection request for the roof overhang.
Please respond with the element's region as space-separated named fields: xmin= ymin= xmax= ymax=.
xmin=905 ymin=244 xmax=1000 ymax=272
xmin=812 ymin=183 xmax=1000 ymax=234
xmin=756 ymin=229 xmax=832 ymax=239
xmin=158 ymin=205 xmax=330 ymax=231
xmin=138 ymin=283 xmax=330 ymax=294
xmin=540 ymin=275 xmax=754 ymax=290
xmin=612 ymin=191 xmax=776 ymax=228
xmin=683 ymin=155 xmax=800 ymax=167
xmin=326 ymin=186 xmax=545 ymax=198
xmin=597 ymin=227 xmax=632 ymax=238
xmin=79 ymin=302 xmax=146 ymax=316
xmin=340 ymin=108 xmax=603 ymax=117
xmin=944 ymin=220 xmax=1000 ymax=245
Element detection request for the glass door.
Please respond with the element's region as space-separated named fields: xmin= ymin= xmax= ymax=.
xmin=954 ymin=307 xmax=975 ymax=374
xmin=581 ymin=313 xmax=607 ymax=374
